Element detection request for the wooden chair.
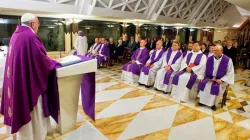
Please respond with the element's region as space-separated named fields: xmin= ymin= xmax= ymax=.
xmin=221 ymin=85 xmax=230 ymax=108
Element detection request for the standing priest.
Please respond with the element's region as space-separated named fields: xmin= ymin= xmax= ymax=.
xmin=139 ymin=40 xmax=165 ymax=87
xmin=121 ymin=38 xmax=149 ymax=83
xmin=1 ymin=13 xmax=61 ymax=140
xmin=198 ymin=44 xmax=234 ymax=110
xmin=74 ymin=30 xmax=88 ymax=55
xmin=171 ymin=41 xmax=207 ymax=102
xmin=154 ymin=41 xmax=182 ymax=93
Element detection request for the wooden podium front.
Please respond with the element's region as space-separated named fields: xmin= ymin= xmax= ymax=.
xmin=56 ymin=59 xmax=97 ymax=134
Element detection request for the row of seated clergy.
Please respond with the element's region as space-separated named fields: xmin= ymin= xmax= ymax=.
xmin=85 ymin=37 xmax=109 ymax=67
xmin=122 ymin=41 xmax=234 ymax=110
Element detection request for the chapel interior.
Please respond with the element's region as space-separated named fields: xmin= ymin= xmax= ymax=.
xmin=1 ymin=0 xmax=250 ymax=140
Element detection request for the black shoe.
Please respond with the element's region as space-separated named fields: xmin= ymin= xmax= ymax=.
xmin=211 ymin=105 xmax=217 ymax=111
xmin=145 ymin=85 xmax=150 ymax=88
xmin=138 ymin=82 xmax=144 ymax=86
xmin=163 ymin=92 xmax=168 ymax=94
xmin=198 ymin=102 xmax=204 ymax=106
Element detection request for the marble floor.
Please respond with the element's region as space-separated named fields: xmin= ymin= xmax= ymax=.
xmin=1 ymin=65 xmax=250 ymax=140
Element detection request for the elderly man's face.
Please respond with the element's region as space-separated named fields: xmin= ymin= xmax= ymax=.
xmin=213 ymin=45 xmax=223 ymax=57
xmin=30 ymin=17 xmax=40 ymax=33
xmin=156 ymin=41 xmax=163 ymax=50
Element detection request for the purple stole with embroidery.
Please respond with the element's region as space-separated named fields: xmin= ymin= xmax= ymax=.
xmin=198 ymin=55 xmax=229 ymax=96
xmin=172 ymin=52 xmax=203 ymax=89
xmin=141 ymin=49 xmax=165 ymax=75
xmin=163 ymin=49 xmax=182 ymax=85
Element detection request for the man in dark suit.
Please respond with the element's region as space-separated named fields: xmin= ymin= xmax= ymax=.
xmin=223 ymin=40 xmax=237 ymax=66
xmin=110 ymin=39 xmax=124 ymax=65
xmin=163 ymin=37 xmax=172 ymax=50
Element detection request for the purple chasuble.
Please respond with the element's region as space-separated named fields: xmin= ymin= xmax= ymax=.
xmin=198 ymin=55 xmax=229 ymax=96
xmin=141 ymin=49 xmax=165 ymax=75
xmin=1 ymin=25 xmax=59 ymax=134
xmin=122 ymin=48 xmax=149 ymax=76
xmin=172 ymin=52 xmax=203 ymax=89
xmin=163 ymin=49 xmax=182 ymax=85
xmin=96 ymin=43 xmax=109 ymax=66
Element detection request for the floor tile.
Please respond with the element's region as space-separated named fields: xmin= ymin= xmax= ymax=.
xmin=96 ymin=96 xmax=153 ymax=119
xmin=118 ymin=105 xmax=179 ymax=140
xmin=169 ymin=117 xmax=216 ymax=140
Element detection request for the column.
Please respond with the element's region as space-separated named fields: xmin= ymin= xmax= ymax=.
xmin=122 ymin=22 xmax=128 ymax=41
xmin=161 ymin=26 xmax=166 ymax=41
xmin=135 ymin=22 xmax=142 ymax=42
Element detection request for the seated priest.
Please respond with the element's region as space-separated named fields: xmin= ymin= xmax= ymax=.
xmin=198 ymin=44 xmax=234 ymax=110
xmin=205 ymin=43 xmax=215 ymax=58
xmin=121 ymin=38 xmax=149 ymax=83
xmin=182 ymin=42 xmax=193 ymax=58
xmin=110 ymin=39 xmax=124 ymax=65
xmin=138 ymin=40 xmax=165 ymax=87
xmin=85 ymin=37 xmax=101 ymax=57
xmin=154 ymin=41 xmax=183 ymax=93
xmin=94 ymin=37 xmax=109 ymax=68
xmin=171 ymin=41 xmax=207 ymax=102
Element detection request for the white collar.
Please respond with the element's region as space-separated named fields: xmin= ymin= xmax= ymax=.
xmin=140 ymin=47 xmax=145 ymax=50
xmin=21 ymin=24 xmax=35 ymax=34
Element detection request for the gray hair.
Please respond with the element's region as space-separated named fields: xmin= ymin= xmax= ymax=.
xmin=215 ymin=44 xmax=223 ymax=51
xmin=78 ymin=30 xmax=82 ymax=34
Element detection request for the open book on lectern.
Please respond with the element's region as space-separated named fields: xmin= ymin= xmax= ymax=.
xmin=58 ymin=55 xmax=82 ymax=67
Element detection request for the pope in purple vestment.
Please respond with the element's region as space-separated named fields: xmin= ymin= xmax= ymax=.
xmin=121 ymin=39 xmax=149 ymax=83
xmin=1 ymin=13 xmax=59 ymax=139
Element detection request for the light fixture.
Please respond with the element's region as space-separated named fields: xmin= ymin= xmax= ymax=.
xmin=73 ymin=19 xmax=83 ymax=23
xmin=107 ymin=25 xmax=114 ymax=27
xmin=202 ymin=28 xmax=212 ymax=32
xmin=86 ymin=27 xmax=91 ymax=29
xmin=175 ymin=27 xmax=183 ymax=29
xmin=132 ymin=23 xmax=143 ymax=26
xmin=48 ymin=26 xmax=55 ymax=29
xmin=0 ymin=18 xmax=7 ymax=24
xmin=121 ymin=23 xmax=129 ymax=27
xmin=161 ymin=26 xmax=169 ymax=30
xmin=189 ymin=28 xmax=195 ymax=32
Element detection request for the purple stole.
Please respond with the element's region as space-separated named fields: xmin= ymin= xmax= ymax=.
xmin=163 ymin=49 xmax=182 ymax=85
xmin=198 ymin=55 xmax=229 ymax=96
xmin=141 ymin=49 xmax=165 ymax=75
xmin=183 ymin=51 xmax=188 ymax=58
xmin=172 ymin=52 xmax=203 ymax=89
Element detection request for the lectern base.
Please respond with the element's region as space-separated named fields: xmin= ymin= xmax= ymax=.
xmin=56 ymin=74 xmax=83 ymax=134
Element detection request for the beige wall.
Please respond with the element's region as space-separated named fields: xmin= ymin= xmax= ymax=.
xmin=213 ymin=29 xmax=237 ymax=41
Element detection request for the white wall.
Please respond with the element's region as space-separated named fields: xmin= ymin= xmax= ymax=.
xmin=213 ymin=29 xmax=237 ymax=41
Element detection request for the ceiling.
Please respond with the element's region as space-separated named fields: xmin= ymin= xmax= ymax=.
xmin=0 ymin=0 xmax=248 ymax=29
xmin=225 ymin=0 xmax=250 ymax=12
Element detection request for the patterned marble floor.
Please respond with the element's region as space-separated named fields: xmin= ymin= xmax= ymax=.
xmin=1 ymin=65 xmax=250 ymax=140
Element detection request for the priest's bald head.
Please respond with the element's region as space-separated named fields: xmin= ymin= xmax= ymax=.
xmin=21 ymin=13 xmax=40 ymax=34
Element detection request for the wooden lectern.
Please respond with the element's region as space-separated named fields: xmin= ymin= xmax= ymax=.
xmin=56 ymin=59 xmax=97 ymax=134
